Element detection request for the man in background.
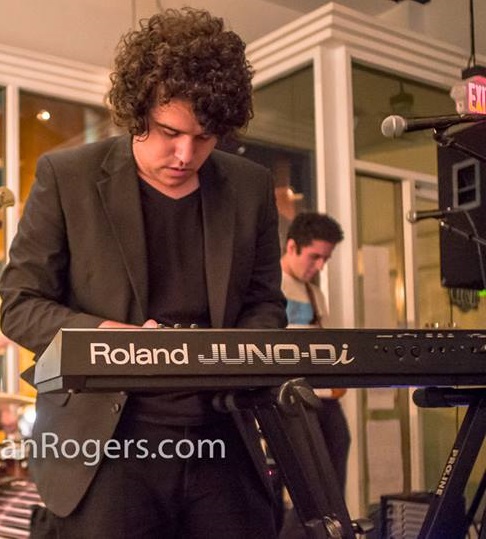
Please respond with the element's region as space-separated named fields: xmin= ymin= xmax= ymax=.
xmin=279 ymin=212 xmax=350 ymax=538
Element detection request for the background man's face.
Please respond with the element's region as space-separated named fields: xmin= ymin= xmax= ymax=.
xmin=286 ymin=239 xmax=336 ymax=282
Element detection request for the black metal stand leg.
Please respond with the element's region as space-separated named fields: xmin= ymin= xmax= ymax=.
xmin=465 ymin=471 xmax=486 ymax=534
xmin=260 ymin=379 xmax=356 ymax=539
xmin=480 ymin=501 xmax=486 ymax=539
xmin=215 ymin=378 xmax=360 ymax=538
xmin=416 ymin=391 xmax=486 ymax=538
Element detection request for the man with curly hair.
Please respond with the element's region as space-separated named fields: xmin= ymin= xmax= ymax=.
xmin=0 ymin=8 xmax=286 ymax=538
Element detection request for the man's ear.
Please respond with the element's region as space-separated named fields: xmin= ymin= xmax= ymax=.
xmin=287 ymin=238 xmax=298 ymax=255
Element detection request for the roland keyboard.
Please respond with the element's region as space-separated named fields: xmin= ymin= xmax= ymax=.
xmin=34 ymin=328 xmax=486 ymax=393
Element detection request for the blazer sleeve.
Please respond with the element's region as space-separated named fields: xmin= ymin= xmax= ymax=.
xmin=0 ymin=154 xmax=104 ymax=357
xmin=234 ymin=168 xmax=287 ymax=330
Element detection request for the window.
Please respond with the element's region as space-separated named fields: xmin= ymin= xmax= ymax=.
xmin=19 ymin=91 xmax=113 ymax=207
xmin=220 ymin=66 xmax=316 ymax=249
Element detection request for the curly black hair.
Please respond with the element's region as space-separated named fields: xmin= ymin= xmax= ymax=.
xmin=287 ymin=212 xmax=344 ymax=251
xmin=107 ymin=7 xmax=254 ymax=138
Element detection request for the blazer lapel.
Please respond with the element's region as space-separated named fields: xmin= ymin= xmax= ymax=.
xmin=97 ymin=135 xmax=148 ymax=320
xmin=200 ymin=156 xmax=235 ymax=328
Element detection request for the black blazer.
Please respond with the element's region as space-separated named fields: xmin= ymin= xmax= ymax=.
xmin=0 ymin=135 xmax=287 ymax=517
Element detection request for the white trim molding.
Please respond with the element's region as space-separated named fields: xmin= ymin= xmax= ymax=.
xmin=248 ymin=2 xmax=478 ymax=89
xmin=0 ymin=42 xmax=109 ymax=105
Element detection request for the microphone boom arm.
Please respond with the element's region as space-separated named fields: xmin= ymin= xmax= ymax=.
xmin=439 ymin=219 xmax=486 ymax=249
xmin=433 ymin=126 xmax=486 ymax=163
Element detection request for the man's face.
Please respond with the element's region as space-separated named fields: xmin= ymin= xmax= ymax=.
xmin=285 ymin=239 xmax=336 ymax=282
xmin=132 ymin=99 xmax=217 ymax=197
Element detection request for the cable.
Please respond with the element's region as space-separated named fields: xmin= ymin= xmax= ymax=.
xmin=131 ymin=0 xmax=137 ymax=29
xmin=467 ymin=0 xmax=476 ymax=68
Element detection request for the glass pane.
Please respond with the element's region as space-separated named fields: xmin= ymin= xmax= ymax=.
xmin=227 ymin=66 xmax=316 ymax=249
xmin=19 ymin=91 xmax=114 ymax=208
xmin=0 ymin=87 xmax=4 ymax=188
xmin=17 ymin=91 xmax=114 ymax=395
xmin=356 ymin=175 xmax=406 ymax=328
xmin=0 ymin=86 xmax=6 ymax=257
xmin=352 ymin=63 xmax=456 ymax=175
xmin=356 ymin=175 xmax=410 ymax=511
xmin=0 ymin=87 xmax=6 ymax=391
xmin=0 ymin=88 xmax=14 ymax=272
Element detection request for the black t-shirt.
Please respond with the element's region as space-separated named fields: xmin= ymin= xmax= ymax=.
xmin=125 ymin=179 xmax=219 ymax=425
xmin=142 ymin=181 xmax=210 ymax=328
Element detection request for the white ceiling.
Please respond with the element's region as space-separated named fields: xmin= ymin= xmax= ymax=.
xmin=0 ymin=0 xmax=484 ymax=69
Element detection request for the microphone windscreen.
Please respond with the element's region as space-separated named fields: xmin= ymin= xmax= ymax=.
xmin=406 ymin=211 xmax=417 ymax=224
xmin=413 ymin=388 xmax=447 ymax=408
xmin=381 ymin=115 xmax=406 ymax=138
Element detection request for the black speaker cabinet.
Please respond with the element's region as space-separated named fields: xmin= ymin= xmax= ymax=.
xmin=437 ymin=121 xmax=486 ymax=290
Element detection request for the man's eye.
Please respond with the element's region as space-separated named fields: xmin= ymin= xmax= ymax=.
xmin=162 ymin=128 xmax=178 ymax=137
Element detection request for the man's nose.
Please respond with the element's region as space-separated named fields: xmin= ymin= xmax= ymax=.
xmin=175 ymin=137 xmax=194 ymax=166
xmin=315 ymin=258 xmax=325 ymax=272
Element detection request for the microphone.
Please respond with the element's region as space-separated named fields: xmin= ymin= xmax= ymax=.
xmin=413 ymin=387 xmax=484 ymax=408
xmin=406 ymin=208 xmax=460 ymax=223
xmin=380 ymin=114 xmax=484 ymax=138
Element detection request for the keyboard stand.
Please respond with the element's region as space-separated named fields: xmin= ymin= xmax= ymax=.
xmin=414 ymin=387 xmax=486 ymax=538
xmin=214 ymin=378 xmax=370 ymax=539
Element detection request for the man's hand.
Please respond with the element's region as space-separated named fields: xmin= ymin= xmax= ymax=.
xmin=98 ymin=319 xmax=159 ymax=329
xmin=314 ymin=388 xmax=347 ymax=400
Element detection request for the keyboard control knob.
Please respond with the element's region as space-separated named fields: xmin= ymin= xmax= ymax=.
xmin=411 ymin=346 xmax=421 ymax=358
xmin=395 ymin=346 xmax=405 ymax=357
